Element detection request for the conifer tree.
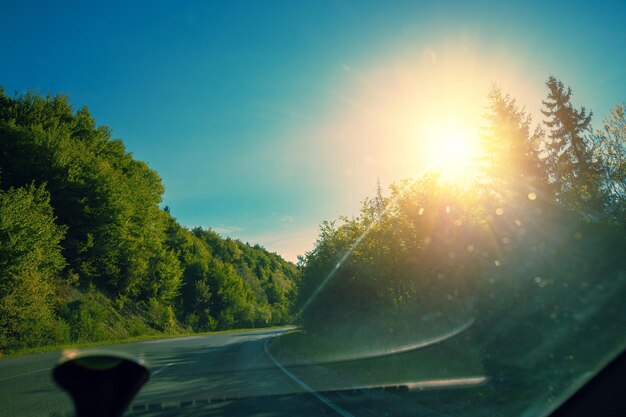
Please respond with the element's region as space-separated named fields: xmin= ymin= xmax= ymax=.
xmin=481 ymin=86 xmax=547 ymax=201
xmin=542 ymin=76 xmax=602 ymax=211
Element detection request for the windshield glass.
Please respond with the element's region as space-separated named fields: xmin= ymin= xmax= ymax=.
xmin=1 ymin=2 xmax=625 ymax=417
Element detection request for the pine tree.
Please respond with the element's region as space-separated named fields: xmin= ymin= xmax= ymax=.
xmin=542 ymin=76 xmax=602 ymax=211
xmin=480 ymin=86 xmax=547 ymax=200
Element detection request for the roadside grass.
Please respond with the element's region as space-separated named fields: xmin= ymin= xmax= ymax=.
xmin=268 ymin=323 xmax=474 ymax=365
xmin=269 ymin=304 xmax=472 ymax=364
xmin=4 ymin=325 xmax=292 ymax=358
xmin=268 ymin=325 xmax=486 ymax=392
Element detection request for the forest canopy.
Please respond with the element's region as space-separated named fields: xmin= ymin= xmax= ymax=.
xmin=0 ymin=89 xmax=299 ymax=354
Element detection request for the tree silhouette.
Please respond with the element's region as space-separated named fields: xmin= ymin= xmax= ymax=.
xmin=542 ymin=76 xmax=602 ymax=212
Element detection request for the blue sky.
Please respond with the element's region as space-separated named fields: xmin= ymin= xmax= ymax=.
xmin=2 ymin=1 xmax=625 ymax=261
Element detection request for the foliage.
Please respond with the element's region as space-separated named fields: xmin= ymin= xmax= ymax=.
xmin=0 ymin=184 xmax=66 ymax=351
xmin=296 ymin=77 xmax=626 ymax=359
xmin=297 ymin=174 xmax=490 ymax=334
xmin=542 ymin=76 xmax=604 ymax=212
xmin=594 ymin=104 xmax=626 ymax=221
xmin=0 ymin=90 xmax=299 ymax=353
xmin=481 ymin=86 xmax=547 ymax=200
xmin=0 ymin=91 xmax=182 ymax=301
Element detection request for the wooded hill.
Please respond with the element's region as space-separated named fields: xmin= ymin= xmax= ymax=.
xmin=0 ymin=89 xmax=299 ymax=354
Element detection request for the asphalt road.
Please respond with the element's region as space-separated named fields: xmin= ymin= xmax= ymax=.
xmin=0 ymin=325 xmax=495 ymax=417
xmin=5 ymin=320 xmax=617 ymax=417
xmin=0 ymin=328 xmax=340 ymax=417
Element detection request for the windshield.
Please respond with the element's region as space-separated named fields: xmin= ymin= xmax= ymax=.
xmin=1 ymin=2 xmax=625 ymax=417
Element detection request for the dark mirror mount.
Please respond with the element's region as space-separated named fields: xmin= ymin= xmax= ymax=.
xmin=53 ymin=351 xmax=150 ymax=417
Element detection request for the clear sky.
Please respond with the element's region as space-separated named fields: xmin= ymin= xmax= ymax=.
xmin=2 ymin=1 xmax=625 ymax=261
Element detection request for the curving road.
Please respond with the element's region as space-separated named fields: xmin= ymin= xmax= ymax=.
xmin=0 ymin=326 xmax=489 ymax=417
xmin=0 ymin=328 xmax=336 ymax=417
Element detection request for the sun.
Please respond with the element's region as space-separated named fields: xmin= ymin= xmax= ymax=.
xmin=423 ymin=124 xmax=481 ymax=183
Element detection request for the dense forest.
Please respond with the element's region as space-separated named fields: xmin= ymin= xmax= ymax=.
xmin=0 ymin=89 xmax=299 ymax=354
xmin=295 ymin=77 xmax=626 ymax=374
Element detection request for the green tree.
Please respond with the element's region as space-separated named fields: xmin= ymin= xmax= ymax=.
xmin=0 ymin=184 xmax=66 ymax=352
xmin=297 ymin=175 xmax=486 ymax=334
xmin=594 ymin=104 xmax=626 ymax=221
xmin=0 ymin=91 xmax=180 ymax=303
xmin=542 ymin=77 xmax=602 ymax=211
xmin=163 ymin=216 xmax=218 ymax=330
xmin=481 ymin=86 xmax=547 ymax=201
xmin=0 ymin=89 xmax=300 ymax=350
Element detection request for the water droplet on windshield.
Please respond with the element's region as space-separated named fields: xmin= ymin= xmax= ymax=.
xmin=496 ymin=208 xmax=504 ymax=216
xmin=528 ymin=192 xmax=537 ymax=200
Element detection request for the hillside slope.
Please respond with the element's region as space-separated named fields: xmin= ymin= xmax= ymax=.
xmin=0 ymin=90 xmax=299 ymax=353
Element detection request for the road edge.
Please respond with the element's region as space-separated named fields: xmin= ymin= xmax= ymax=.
xmin=264 ymin=338 xmax=355 ymax=417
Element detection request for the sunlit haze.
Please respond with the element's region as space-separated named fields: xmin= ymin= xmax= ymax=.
xmin=2 ymin=0 xmax=625 ymax=261
xmin=423 ymin=123 xmax=482 ymax=182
